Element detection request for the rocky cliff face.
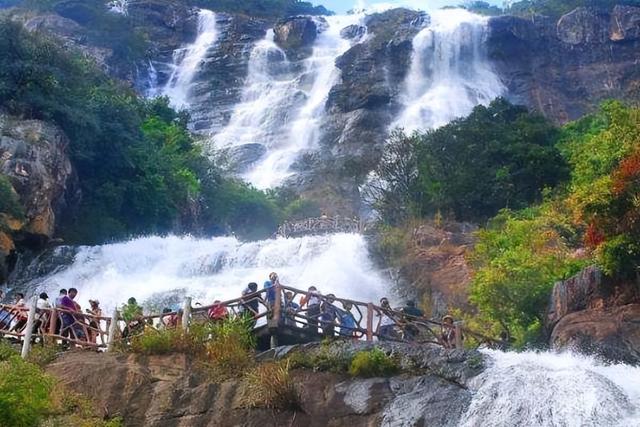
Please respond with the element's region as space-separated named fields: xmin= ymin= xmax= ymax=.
xmin=487 ymin=5 xmax=640 ymax=123
xmin=546 ymin=266 xmax=640 ymax=364
xmin=46 ymin=342 xmax=484 ymax=427
xmin=0 ymin=115 xmax=76 ymax=283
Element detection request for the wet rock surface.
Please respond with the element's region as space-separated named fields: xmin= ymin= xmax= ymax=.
xmin=488 ymin=6 xmax=640 ymax=123
xmin=48 ymin=341 xmax=483 ymax=426
xmin=273 ymin=16 xmax=321 ymax=59
xmin=0 ymin=115 xmax=76 ymax=283
xmin=546 ymin=266 xmax=640 ymax=365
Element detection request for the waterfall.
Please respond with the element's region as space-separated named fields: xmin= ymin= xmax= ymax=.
xmin=212 ymin=15 xmax=364 ymax=189
xmin=162 ymin=10 xmax=218 ymax=110
xmin=392 ymin=9 xmax=504 ymax=133
xmin=107 ymin=0 xmax=129 ymax=15
xmin=25 ymin=233 xmax=388 ymax=313
xmin=461 ymin=350 xmax=640 ymax=427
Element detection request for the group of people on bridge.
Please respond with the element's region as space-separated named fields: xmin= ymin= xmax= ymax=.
xmin=0 ymin=273 xmax=467 ymax=351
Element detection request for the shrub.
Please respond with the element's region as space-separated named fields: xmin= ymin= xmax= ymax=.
xmin=241 ymin=360 xmax=299 ymax=410
xmin=130 ymin=328 xmax=182 ymax=355
xmin=202 ymin=317 xmax=256 ymax=381
xmin=348 ymin=348 xmax=400 ymax=378
xmin=25 ymin=343 xmax=59 ymax=367
xmin=0 ymin=352 xmax=54 ymax=427
xmin=287 ymin=343 xmax=353 ymax=373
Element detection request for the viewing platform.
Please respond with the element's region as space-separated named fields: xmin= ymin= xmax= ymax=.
xmin=0 ymin=284 xmax=501 ymax=357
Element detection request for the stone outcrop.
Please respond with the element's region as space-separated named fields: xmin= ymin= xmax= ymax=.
xmin=546 ymin=266 xmax=640 ymax=364
xmin=273 ymin=16 xmax=321 ymax=59
xmin=488 ymin=6 xmax=640 ymax=123
xmin=47 ymin=341 xmax=483 ymax=426
xmin=0 ymin=115 xmax=76 ymax=283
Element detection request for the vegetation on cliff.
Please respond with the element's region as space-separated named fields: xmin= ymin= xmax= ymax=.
xmin=374 ymin=100 xmax=640 ymax=347
xmin=189 ymin=0 xmax=331 ymax=17
xmin=0 ymin=341 xmax=122 ymax=427
xmin=367 ymin=98 xmax=567 ymax=225
xmin=0 ymin=19 xmax=282 ymax=243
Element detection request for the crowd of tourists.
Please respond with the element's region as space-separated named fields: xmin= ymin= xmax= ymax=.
xmin=0 ymin=272 xmax=465 ymax=349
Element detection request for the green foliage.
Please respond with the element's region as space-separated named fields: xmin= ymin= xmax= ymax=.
xmin=415 ymin=98 xmax=568 ymax=222
xmin=507 ymin=0 xmax=640 ymax=17
xmin=241 ymin=360 xmax=299 ymax=410
xmin=0 ymin=21 xmax=280 ymax=243
xmin=373 ymin=99 xmax=567 ymax=224
xmin=0 ymin=342 xmax=54 ymax=427
xmin=25 ymin=344 xmax=59 ymax=368
xmin=188 ymin=0 xmax=331 ymax=17
xmin=468 ymin=102 xmax=640 ymax=346
xmin=348 ymin=347 xmax=400 ymax=378
xmin=469 ymin=206 xmax=588 ymax=347
xmin=288 ymin=345 xmax=353 ymax=373
xmin=0 ymin=175 xmax=24 ymax=220
xmin=459 ymin=1 xmax=504 ymax=15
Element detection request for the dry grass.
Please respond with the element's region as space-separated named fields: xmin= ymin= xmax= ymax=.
xmin=241 ymin=360 xmax=299 ymax=410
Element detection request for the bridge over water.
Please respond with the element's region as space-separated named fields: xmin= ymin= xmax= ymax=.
xmin=1 ymin=285 xmax=499 ymax=357
xmin=275 ymin=216 xmax=366 ymax=238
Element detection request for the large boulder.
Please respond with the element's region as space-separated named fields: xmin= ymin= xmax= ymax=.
xmin=551 ymin=304 xmax=640 ymax=365
xmin=273 ymin=16 xmax=320 ymax=56
xmin=0 ymin=115 xmax=76 ymax=282
xmin=546 ymin=266 xmax=640 ymax=364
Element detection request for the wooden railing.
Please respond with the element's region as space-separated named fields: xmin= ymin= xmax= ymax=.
xmin=275 ymin=216 xmax=365 ymax=238
xmin=1 ymin=286 xmax=500 ymax=359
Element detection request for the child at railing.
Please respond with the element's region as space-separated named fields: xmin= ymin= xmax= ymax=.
xmin=299 ymin=286 xmax=321 ymax=332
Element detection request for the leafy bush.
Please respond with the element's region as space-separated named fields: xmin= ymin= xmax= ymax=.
xmin=288 ymin=345 xmax=353 ymax=373
xmin=371 ymin=99 xmax=567 ymax=224
xmin=202 ymin=317 xmax=256 ymax=381
xmin=348 ymin=348 xmax=400 ymax=378
xmin=0 ymin=343 xmax=54 ymax=427
xmin=130 ymin=328 xmax=183 ymax=355
xmin=241 ymin=360 xmax=299 ymax=410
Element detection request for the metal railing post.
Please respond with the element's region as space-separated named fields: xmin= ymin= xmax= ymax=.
xmin=21 ymin=296 xmax=38 ymax=359
xmin=182 ymin=297 xmax=192 ymax=332
xmin=106 ymin=309 xmax=119 ymax=352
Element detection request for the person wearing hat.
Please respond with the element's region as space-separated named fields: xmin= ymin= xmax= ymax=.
xmin=86 ymin=299 xmax=102 ymax=343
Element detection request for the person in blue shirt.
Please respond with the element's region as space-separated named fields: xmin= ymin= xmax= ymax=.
xmin=338 ymin=301 xmax=357 ymax=338
xmin=263 ymin=272 xmax=279 ymax=308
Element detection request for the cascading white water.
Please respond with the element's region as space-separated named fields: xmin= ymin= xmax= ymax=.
xmin=392 ymin=8 xmax=504 ymax=133
xmin=107 ymin=0 xmax=129 ymax=15
xmin=162 ymin=9 xmax=218 ymax=109
xmin=461 ymin=350 xmax=640 ymax=427
xmin=32 ymin=233 xmax=388 ymax=313
xmin=213 ymin=15 xmax=364 ymax=189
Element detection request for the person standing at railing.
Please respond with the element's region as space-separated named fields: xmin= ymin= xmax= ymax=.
xmin=59 ymin=288 xmax=86 ymax=342
xmin=337 ymin=301 xmax=357 ymax=338
xmin=85 ymin=299 xmax=102 ymax=344
xmin=320 ymin=294 xmax=339 ymax=338
xmin=299 ymin=286 xmax=322 ymax=332
xmin=283 ymin=292 xmax=299 ymax=327
xmin=240 ymin=282 xmax=261 ymax=317
xmin=263 ymin=272 xmax=280 ymax=311
xmin=8 ymin=293 xmax=27 ymax=332
xmin=207 ymin=300 xmax=229 ymax=322
xmin=33 ymin=292 xmax=52 ymax=336
xmin=440 ymin=315 xmax=462 ymax=349
xmin=401 ymin=300 xmax=423 ymax=342
xmin=121 ymin=297 xmax=144 ymax=338
xmin=377 ymin=298 xmax=398 ymax=340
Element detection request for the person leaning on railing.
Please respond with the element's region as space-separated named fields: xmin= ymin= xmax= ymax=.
xmin=299 ymin=286 xmax=322 ymax=332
